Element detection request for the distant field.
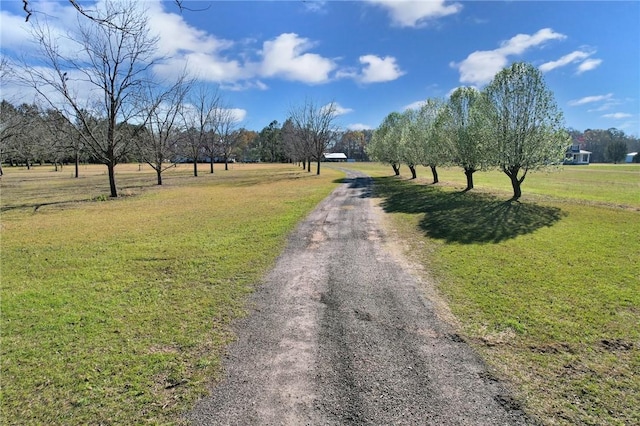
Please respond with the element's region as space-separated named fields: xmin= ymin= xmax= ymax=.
xmin=345 ymin=162 xmax=639 ymax=425
xmin=0 ymin=163 xmax=343 ymax=425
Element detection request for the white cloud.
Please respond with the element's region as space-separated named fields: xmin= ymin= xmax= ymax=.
xmin=146 ymin=1 xmax=232 ymax=57
xmin=568 ymin=93 xmax=614 ymax=106
xmin=451 ymin=28 xmax=566 ymax=85
xmin=182 ymin=104 xmax=246 ymax=123
xmin=225 ymin=107 xmax=247 ymax=122
xmin=302 ymin=1 xmax=328 ymax=14
xmin=326 ymin=103 xmax=354 ymax=116
xmin=602 ymin=112 xmax=632 ymax=119
xmin=346 ymin=123 xmax=373 ymax=131
xmin=577 ymin=58 xmax=602 ymax=74
xmin=359 ymin=55 xmax=405 ymax=83
xmin=403 ymin=100 xmax=427 ymax=111
xmin=0 ymin=10 xmax=34 ymax=49
xmin=539 ymin=49 xmax=602 ymax=75
xmin=539 ymin=50 xmax=591 ymax=72
xmin=260 ymin=33 xmax=336 ymax=84
xmin=368 ymin=0 xmax=463 ymax=28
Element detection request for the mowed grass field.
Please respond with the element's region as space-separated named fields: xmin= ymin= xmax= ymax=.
xmin=1 ymin=161 xmax=638 ymax=425
xmin=0 ymin=163 xmax=343 ymax=425
xmin=347 ymin=162 xmax=639 ymax=425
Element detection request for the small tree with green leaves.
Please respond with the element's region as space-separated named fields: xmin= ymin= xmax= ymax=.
xmin=605 ymin=140 xmax=628 ymax=164
xmin=441 ymin=87 xmax=491 ymax=191
xmin=415 ymin=98 xmax=447 ymax=184
xmin=482 ymin=62 xmax=569 ymax=199
xmin=368 ymin=112 xmax=403 ymax=176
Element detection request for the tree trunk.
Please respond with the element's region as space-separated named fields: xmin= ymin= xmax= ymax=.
xmin=193 ymin=160 xmax=198 ymax=177
xmin=156 ymin=168 xmax=162 ymax=185
xmin=509 ymin=173 xmax=522 ymax=199
xmin=107 ymin=163 xmax=118 ymax=197
xmin=316 ymin=159 xmax=321 ymax=175
xmin=505 ymin=172 xmax=521 ymax=199
xmin=225 ymin=159 xmax=229 ymax=171
xmin=74 ymin=152 xmax=80 ymax=178
xmin=408 ymin=165 xmax=417 ymax=179
xmin=301 ymin=159 xmax=306 ymax=170
xmin=464 ymin=167 xmax=475 ymax=191
xmin=307 ymin=158 xmax=311 ymax=173
xmin=392 ymin=163 xmax=400 ymax=176
xmin=430 ymin=165 xmax=439 ymax=184
xmin=503 ymin=166 xmax=525 ymax=200
xmin=210 ymin=159 xmax=214 ymax=174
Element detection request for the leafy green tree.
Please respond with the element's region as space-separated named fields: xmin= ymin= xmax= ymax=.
xmin=605 ymin=140 xmax=628 ymax=163
xmin=441 ymin=87 xmax=490 ymax=191
xmin=368 ymin=112 xmax=403 ymax=175
xmin=258 ymin=120 xmax=284 ymax=162
xmin=399 ymin=109 xmax=422 ymax=179
xmin=415 ymin=99 xmax=447 ymax=184
xmin=482 ymin=62 xmax=568 ymax=199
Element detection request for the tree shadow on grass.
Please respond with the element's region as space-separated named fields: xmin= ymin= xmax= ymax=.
xmin=335 ymin=177 xmax=373 ymax=198
xmin=372 ymin=177 xmax=565 ymax=244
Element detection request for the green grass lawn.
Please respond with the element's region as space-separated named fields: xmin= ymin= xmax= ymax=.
xmin=1 ymin=161 xmax=638 ymax=425
xmin=0 ymin=163 xmax=343 ymax=425
xmin=346 ymin=162 xmax=639 ymax=425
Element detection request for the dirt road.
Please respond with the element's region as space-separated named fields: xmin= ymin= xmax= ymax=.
xmin=188 ymin=169 xmax=532 ymax=425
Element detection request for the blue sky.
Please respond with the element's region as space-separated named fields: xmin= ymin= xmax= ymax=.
xmin=1 ymin=1 xmax=639 ymax=135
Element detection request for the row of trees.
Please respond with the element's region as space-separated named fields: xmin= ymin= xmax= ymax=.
xmin=2 ymin=0 xmax=371 ymax=195
xmin=368 ymin=62 xmax=570 ymax=199
xmin=0 ymin=90 xmax=246 ymax=184
xmin=1 ymin=1 xmax=257 ymax=196
xmin=251 ymin=119 xmax=371 ymax=164
xmin=0 ymin=95 xmax=374 ymax=184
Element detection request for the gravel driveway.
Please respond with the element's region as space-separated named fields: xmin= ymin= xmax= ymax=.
xmin=188 ymin=169 xmax=532 ymax=425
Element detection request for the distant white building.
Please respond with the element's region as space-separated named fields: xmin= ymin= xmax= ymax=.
xmin=565 ymin=143 xmax=591 ymax=165
xmin=323 ymin=153 xmax=347 ymax=162
xmin=625 ymin=152 xmax=638 ymax=163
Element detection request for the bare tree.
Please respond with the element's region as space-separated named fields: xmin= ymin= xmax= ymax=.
xmin=137 ymin=76 xmax=191 ymax=185
xmin=20 ymin=0 xmax=159 ymax=197
xmin=281 ymin=118 xmax=306 ymax=167
xmin=22 ymin=0 xmax=206 ymax=23
xmin=288 ymin=100 xmax=340 ymax=175
xmin=180 ymin=87 xmax=221 ymax=176
xmin=214 ymin=107 xmax=241 ymax=170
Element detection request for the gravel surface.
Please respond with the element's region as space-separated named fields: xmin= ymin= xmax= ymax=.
xmin=188 ymin=169 xmax=533 ymax=425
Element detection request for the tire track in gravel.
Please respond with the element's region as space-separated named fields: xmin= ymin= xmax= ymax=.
xmin=188 ymin=169 xmax=533 ymax=425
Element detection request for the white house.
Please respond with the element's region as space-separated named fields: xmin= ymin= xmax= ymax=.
xmin=323 ymin=153 xmax=347 ymax=162
xmin=565 ymin=143 xmax=591 ymax=165
xmin=625 ymin=152 xmax=638 ymax=163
